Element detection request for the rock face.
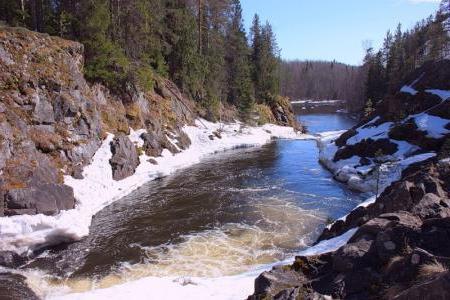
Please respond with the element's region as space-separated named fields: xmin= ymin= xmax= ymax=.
xmin=109 ymin=135 xmax=140 ymax=181
xmin=0 ymin=27 xmax=199 ymax=216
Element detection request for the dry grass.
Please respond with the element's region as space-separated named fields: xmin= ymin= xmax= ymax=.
xmin=255 ymin=104 xmax=276 ymax=125
xmin=419 ymin=260 xmax=448 ymax=279
xmin=385 ymin=255 xmax=404 ymax=271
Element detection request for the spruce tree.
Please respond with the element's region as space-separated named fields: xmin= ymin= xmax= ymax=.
xmin=79 ymin=0 xmax=129 ymax=92
xmin=225 ymin=0 xmax=254 ymax=113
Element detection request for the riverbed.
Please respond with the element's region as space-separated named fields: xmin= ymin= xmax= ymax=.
xmin=24 ymin=113 xmax=365 ymax=298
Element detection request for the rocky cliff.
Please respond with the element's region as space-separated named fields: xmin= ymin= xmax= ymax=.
xmin=0 ymin=26 xmax=198 ymax=217
xmin=0 ymin=26 xmax=299 ymax=220
xmin=249 ymin=60 xmax=450 ymax=299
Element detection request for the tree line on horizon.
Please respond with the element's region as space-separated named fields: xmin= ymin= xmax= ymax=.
xmin=0 ymin=0 xmax=281 ymax=120
xmin=280 ymin=60 xmax=366 ymax=112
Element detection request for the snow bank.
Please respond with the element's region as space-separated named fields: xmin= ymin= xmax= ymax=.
xmin=413 ymin=113 xmax=450 ymax=138
xmin=44 ymin=228 xmax=356 ymax=300
xmin=400 ymin=85 xmax=418 ymax=96
xmin=317 ymin=129 xmax=435 ymax=193
xmin=425 ymin=89 xmax=450 ymax=101
xmin=0 ymin=120 xmax=312 ymax=254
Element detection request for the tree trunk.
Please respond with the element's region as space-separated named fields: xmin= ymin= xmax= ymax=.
xmin=198 ymin=0 xmax=202 ymax=54
xmin=21 ymin=0 xmax=25 ymax=21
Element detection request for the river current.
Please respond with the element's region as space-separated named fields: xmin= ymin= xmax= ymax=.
xmin=26 ymin=113 xmax=365 ymax=294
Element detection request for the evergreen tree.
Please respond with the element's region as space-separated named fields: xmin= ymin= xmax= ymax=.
xmin=79 ymin=0 xmax=130 ymax=92
xmin=387 ymin=24 xmax=405 ymax=93
xmin=225 ymin=0 xmax=254 ymax=113
xmin=250 ymin=15 xmax=280 ymax=104
xmin=250 ymin=14 xmax=263 ymax=101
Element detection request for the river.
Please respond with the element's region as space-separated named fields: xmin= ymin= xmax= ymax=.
xmin=25 ymin=113 xmax=365 ymax=295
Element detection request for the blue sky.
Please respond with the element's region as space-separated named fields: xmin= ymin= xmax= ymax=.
xmin=241 ymin=0 xmax=441 ymax=65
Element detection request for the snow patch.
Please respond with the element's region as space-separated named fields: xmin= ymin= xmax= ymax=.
xmin=414 ymin=113 xmax=450 ymax=138
xmin=425 ymin=89 xmax=450 ymax=101
xmin=400 ymin=85 xmax=418 ymax=96
xmin=317 ymin=130 xmax=435 ymax=193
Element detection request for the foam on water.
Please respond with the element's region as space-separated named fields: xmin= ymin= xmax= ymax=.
xmin=21 ymin=195 xmax=325 ymax=297
xmin=21 ymin=228 xmax=357 ymax=300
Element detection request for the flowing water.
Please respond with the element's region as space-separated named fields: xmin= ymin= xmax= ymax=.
xmin=25 ymin=113 xmax=364 ymax=295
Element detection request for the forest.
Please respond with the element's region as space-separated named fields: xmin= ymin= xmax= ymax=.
xmin=363 ymin=1 xmax=450 ymax=114
xmin=0 ymin=0 xmax=281 ymax=120
xmin=1 ymin=1 xmax=449 ymax=117
xmin=280 ymin=60 xmax=365 ymax=112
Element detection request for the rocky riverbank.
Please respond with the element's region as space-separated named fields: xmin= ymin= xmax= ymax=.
xmin=249 ymin=60 xmax=450 ymax=299
xmin=0 ymin=26 xmax=301 ymax=256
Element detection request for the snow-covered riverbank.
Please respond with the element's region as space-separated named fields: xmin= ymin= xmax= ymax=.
xmin=317 ymin=128 xmax=435 ymax=194
xmin=0 ymin=120 xmax=312 ymax=255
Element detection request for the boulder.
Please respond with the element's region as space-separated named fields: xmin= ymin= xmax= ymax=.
xmin=253 ymin=267 xmax=305 ymax=297
xmin=109 ymin=135 xmax=140 ymax=181
xmin=0 ymin=273 xmax=39 ymax=300
xmin=420 ymin=218 xmax=450 ymax=257
xmin=334 ymin=138 xmax=398 ymax=162
xmin=332 ymin=236 xmax=376 ymax=272
xmin=5 ymin=184 xmax=75 ymax=215
xmin=141 ymin=132 xmax=163 ymax=157
xmin=412 ymin=193 xmax=450 ymax=219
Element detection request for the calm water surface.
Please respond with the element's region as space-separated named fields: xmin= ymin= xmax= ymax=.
xmin=28 ymin=113 xmax=364 ymax=292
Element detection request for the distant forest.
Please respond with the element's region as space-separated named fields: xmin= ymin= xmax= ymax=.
xmin=280 ymin=60 xmax=365 ymax=111
xmin=281 ymin=0 xmax=450 ymax=114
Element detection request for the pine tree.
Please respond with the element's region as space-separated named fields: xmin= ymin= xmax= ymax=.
xmin=387 ymin=24 xmax=405 ymax=93
xmin=250 ymin=14 xmax=263 ymax=101
xmin=225 ymin=0 xmax=254 ymax=113
xmin=250 ymin=15 xmax=280 ymax=104
xmin=165 ymin=0 xmax=203 ymax=97
xmin=80 ymin=0 xmax=129 ymax=92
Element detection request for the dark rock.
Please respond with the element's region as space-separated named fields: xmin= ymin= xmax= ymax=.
xmin=342 ymin=268 xmax=382 ymax=298
xmin=71 ymin=165 xmax=84 ymax=179
xmin=34 ymin=183 xmax=75 ymax=214
xmin=5 ymin=189 xmax=34 ymax=210
xmin=273 ymin=287 xmax=328 ymax=300
xmin=393 ymin=271 xmax=450 ymax=300
xmin=5 ymin=184 xmax=75 ymax=216
xmin=332 ymin=236 xmax=376 ymax=272
xmin=0 ymin=251 xmax=25 ymax=268
xmin=412 ymin=193 xmax=450 ymax=219
xmin=148 ymin=158 xmax=158 ymax=165
xmin=141 ymin=132 xmax=163 ymax=157
xmin=335 ymin=129 xmax=357 ymax=147
xmin=109 ymin=135 xmax=140 ymax=181
xmin=0 ymin=273 xmax=39 ymax=300
xmin=254 ymin=267 xmax=305 ymax=297
xmin=359 ymin=157 xmax=371 ymax=166
xmin=334 ymin=138 xmax=398 ymax=162
xmin=4 ymin=208 xmax=37 ymax=216
xmin=175 ymin=130 xmax=191 ymax=150
xmin=421 ymin=217 xmax=450 ymax=257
